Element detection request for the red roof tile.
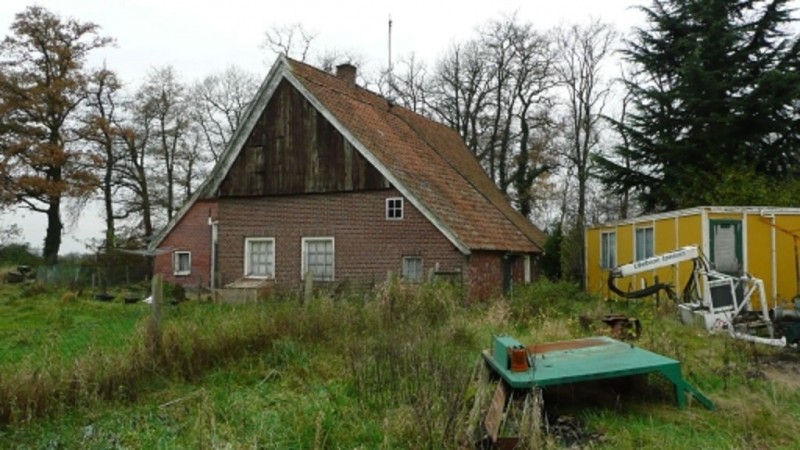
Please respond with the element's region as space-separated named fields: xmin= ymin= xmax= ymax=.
xmin=287 ymin=58 xmax=545 ymax=253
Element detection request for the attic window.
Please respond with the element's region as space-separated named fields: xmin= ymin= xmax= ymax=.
xmin=386 ymin=197 xmax=403 ymax=220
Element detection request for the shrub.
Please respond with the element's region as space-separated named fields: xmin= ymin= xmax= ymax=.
xmin=508 ymin=279 xmax=599 ymax=323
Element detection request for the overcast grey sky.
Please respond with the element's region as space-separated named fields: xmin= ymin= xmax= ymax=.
xmin=0 ymin=0 xmax=779 ymax=254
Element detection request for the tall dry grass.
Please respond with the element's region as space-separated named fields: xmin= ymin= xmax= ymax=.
xmin=0 ymin=280 xmax=478 ymax=431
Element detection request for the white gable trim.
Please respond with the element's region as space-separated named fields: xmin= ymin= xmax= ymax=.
xmin=150 ymin=57 xmax=290 ymax=249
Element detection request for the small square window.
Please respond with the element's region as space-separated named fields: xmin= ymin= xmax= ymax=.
xmin=386 ymin=197 xmax=403 ymax=220
xmin=173 ymin=251 xmax=191 ymax=276
xmin=403 ymin=257 xmax=423 ymax=282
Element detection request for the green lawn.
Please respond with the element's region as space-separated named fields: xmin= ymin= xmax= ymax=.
xmin=0 ymin=283 xmax=149 ymax=368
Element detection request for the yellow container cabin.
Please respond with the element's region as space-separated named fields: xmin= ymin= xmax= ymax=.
xmin=585 ymin=207 xmax=800 ymax=307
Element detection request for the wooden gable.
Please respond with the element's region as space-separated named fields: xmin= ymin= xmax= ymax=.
xmin=219 ymin=79 xmax=389 ymax=197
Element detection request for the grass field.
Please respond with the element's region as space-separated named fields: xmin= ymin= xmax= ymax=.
xmin=1 ymin=279 xmax=799 ymax=449
xmin=0 ymin=283 xmax=149 ymax=368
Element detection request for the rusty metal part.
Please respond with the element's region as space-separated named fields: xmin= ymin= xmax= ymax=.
xmin=579 ymin=314 xmax=642 ymax=340
xmin=528 ymin=338 xmax=607 ymax=354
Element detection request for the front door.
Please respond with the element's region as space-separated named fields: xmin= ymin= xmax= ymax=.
xmin=502 ymin=256 xmax=515 ymax=296
xmin=709 ymin=219 xmax=743 ymax=275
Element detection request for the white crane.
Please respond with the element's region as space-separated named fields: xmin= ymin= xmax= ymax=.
xmin=608 ymin=245 xmax=786 ymax=347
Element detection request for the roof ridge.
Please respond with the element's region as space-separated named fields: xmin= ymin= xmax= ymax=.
xmin=287 ymin=58 xmax=393 ymax=110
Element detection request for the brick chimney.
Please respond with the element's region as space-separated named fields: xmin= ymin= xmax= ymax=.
xmin=336 ymin=63 xmax=356 ymax=85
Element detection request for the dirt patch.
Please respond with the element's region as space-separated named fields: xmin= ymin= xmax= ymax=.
xmin=760 ymin=353 xmax=800 ymax=390
xmin=547 ymin=415 xmax=606 ymax=449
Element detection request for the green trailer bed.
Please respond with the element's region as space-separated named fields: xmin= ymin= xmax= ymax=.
xmin=482 ymin=335 xmax=714 ymax=410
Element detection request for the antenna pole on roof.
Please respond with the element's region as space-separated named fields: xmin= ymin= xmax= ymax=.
xmin=388 ymin=14 xmax=393 ymax=87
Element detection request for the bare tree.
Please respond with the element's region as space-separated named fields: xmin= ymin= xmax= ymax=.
xmin=262 ymin=23 xmax=317 ymax=62
xmin=79 ymin=67 xmax=127 ymax=249
xmin=427 ymin=41 xmax=491 ymax=154
xmin=115 ymin=101 xmax=156 ymax=241
xmin=378 ymin=53 xmax=429 ymax=113
xmin=554 ymin=20 xmax=617 ymax=284
xmin=428 ymin=15 xmax=558 ymax=214
xmin=191 ymin=65 xmax=258 ymax=163
xmin=0 ymin=223 xmax=21 ymax=246
xmin=136 ymin=66 xmax=190 ymax=221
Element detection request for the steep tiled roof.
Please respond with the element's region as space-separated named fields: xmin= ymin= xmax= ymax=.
xmin=287 ymin=58 xmax=545 ymax=252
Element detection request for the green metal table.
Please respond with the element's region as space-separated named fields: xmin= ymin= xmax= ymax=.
xmin=482 ymin=335 xmax=714 ymax=410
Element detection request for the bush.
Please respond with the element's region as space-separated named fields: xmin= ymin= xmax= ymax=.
xmin=508 ymin=279 xmax=599 ymax=323
xmin=0 ymin=243 xmax=42 ymax=267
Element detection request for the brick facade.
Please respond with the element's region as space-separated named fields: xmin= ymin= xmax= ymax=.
xmin=217 ymin=189 xmax=466 ymax=288
xmin=155 ymin=193 xmax=532 ymax=299
xmin=466 ymin=252 xmax=527 ymax=301
xmin=154 ymin=200 xmax=217 ymax=288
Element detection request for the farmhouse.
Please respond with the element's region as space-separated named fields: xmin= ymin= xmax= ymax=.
xmin=151 ymin=56 xmax=545 ymax=300
xmin=586 ymin=206 xmax=800 ymax=305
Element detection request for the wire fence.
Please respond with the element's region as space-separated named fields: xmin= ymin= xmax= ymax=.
xmin=34 ymin=253 xmax=151 ymax=289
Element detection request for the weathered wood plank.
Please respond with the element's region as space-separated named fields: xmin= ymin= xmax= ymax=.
xmin=219 ymin=79 xmax=388 ymax=197
xmin=485 ymin=380 xmax=509 ymax=443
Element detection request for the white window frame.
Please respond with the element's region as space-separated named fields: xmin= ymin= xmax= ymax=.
xmin=244 ymin=237 xmax=276 ymax=279
xmin=173 ymin=251 xmax=191 ymax=276
xmin=402 ymin=256 xmax=424 ymax=282
xmin=600 ymin=231 xmax=617 ymax=269
xmin=386 ymin=197 xmax=404 ymax=220
xmin=301 ymin=237 xmax=335 ymax=281
xmin=635 ymin=227 xmax=655 ymax=261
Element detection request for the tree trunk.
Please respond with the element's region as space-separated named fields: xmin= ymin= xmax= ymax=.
xmin=43 ymin=192 xmax=62 ymax=265
xmin=577 ymin=173 xmax=587 ymax=289
xmin=104 ymin=169 xmax=115 ymax=250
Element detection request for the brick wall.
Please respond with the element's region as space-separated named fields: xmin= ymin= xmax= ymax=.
xmin=154 ymin=199 xmax=217 ymax=288
xmin=466 ymin=252 xmax=528 ymax=301
xmin=217 ymin=189 xmax=466 ymax=288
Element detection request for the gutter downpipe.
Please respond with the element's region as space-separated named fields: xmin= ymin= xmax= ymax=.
xmin=209 ymin=218 xmax=218 ymax=290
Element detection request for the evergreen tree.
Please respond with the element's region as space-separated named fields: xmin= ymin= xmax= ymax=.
xmin=598 ymin=0 xmax=800 ymax=211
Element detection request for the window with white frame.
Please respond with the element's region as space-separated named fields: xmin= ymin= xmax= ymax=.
xmin=402 ymin=256 xmax=423 ymax=282
xmin=600 ymin=231 xmax=616 ymax=269
xmin=173 ymin=251 xmax=191 ymax=276
xmin=245 ymin=238 xmax=275 ymax=278
xmin=302 ymin=237 xmax=334 ymax=281
xmin=386 ymin=197 xmax=403 ymax=220
xmin=635 ymin=227 xmax=654 ymax=261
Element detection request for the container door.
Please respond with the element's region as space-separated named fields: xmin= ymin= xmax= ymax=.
xmin=709 ymin=219 xmax=743 ymax=275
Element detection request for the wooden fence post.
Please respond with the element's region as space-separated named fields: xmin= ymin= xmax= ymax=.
xmin=149 ymin=273 xmax=163 ymax=356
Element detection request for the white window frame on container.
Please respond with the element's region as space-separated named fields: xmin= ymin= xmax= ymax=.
xmin=301 ymin=237 xmax=335 ymax=281
xmin=244 ymin=237 xmax=276 ymax=279
xmin=173 ymin=251 xmax=191 ymax=276
xmin=386 ymin=197 xmax=404 ymax=220
xmin=402 ymin=256 xmax=424 ymax=282
xmin=600 ymin=231 xmax=617 ymax=269
xmin=635 ymin=227 xmax=655 ymax=261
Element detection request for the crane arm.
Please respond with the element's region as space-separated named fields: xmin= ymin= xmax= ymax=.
xmin=607 ymin=245 xmax=700 ymax=302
